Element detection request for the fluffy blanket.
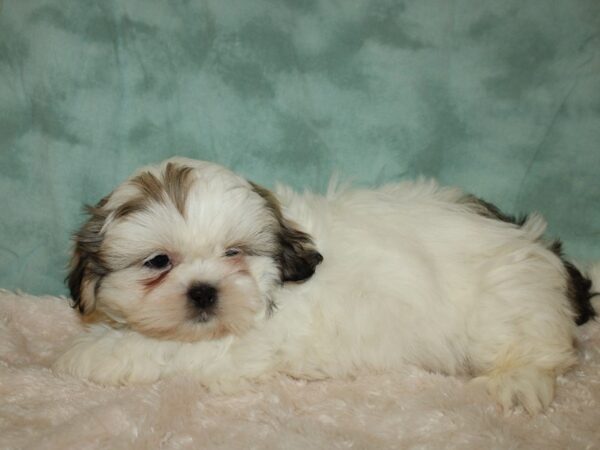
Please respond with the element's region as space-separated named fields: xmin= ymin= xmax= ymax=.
xmin=1 ymin=290 xmax=599 ymax=449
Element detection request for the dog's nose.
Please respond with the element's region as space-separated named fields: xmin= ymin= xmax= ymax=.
xmin=187 ymin=283 xmax=218 ymax=310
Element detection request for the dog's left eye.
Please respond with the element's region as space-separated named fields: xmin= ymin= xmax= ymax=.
xmin=224 ymin=248 xmax=241 ymax=257
xmin=144 ymin=254 xmax=171 ymax=269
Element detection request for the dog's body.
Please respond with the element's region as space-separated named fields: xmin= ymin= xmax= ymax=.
xmin=54 ymin=158 xmax=598 ymax=414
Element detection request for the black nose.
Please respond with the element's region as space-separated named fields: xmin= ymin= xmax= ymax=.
xmin=187 ymin=283 xmax=218 ymax=310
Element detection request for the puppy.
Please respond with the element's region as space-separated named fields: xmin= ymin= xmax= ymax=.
xmin=54 ymin=157 xmax=599 ymax=414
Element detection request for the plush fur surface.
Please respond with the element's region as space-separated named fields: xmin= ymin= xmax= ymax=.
xmin=1 ymin=290 xmax=599 ymax=449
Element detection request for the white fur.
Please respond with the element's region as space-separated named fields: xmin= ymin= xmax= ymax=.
xmin=54 ymin=158 xmax=596 ymax=414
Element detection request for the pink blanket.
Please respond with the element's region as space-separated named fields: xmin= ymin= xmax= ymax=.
xmin=1 ymin=290 xmax=599 ymax=449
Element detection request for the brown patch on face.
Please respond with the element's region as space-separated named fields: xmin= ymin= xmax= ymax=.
xmin=131 ymin=170 xmax=164 ymax=202
xmin=120 ymin=162 xmax=196 ymax=219
xmin=113 ymin=197 xmax=148 ymax=219
xmin=163 ymin=162 xmax=195 ymax=216
xmin=249 ymin=182 xmax=323 ymax=283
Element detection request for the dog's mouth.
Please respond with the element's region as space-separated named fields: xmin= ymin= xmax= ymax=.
xmin=192 ymin=310 xmax=215 ymax=323
xmin=187 ymin=302 xmax=219 ymax=324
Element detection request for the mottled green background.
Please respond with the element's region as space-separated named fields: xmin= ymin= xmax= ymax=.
xmin=1 ymin=0 xmax=599 ymax=296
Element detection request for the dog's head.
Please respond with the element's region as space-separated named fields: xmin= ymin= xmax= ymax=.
xmin=67 ymin=157 xmax=322 ymax=341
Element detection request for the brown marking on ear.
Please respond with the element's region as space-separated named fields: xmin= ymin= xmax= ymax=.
xmin=67 ymin=250 xmax=90 ymax=313
xmin=67 ymin=198 xmax=111 ymax=315
xmin=250 ymin=182 xmax=323 ymax=283
xmin=277 ymin=220 xmax=324 ymax=282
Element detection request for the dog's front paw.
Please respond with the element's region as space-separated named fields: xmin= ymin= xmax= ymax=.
xmin=53 ymin=329 xmax=166 ymax=386
xmin=478 ymin=367 xmax=555 ymax=415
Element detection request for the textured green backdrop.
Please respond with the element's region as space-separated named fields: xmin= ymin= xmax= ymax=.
xmin=1 ymin=0 xmax=599 ymax=296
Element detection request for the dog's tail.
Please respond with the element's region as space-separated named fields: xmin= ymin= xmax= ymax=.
xmin=565 ymin=261 xmax=600 ymax=326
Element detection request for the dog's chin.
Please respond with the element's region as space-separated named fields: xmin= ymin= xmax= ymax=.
xmin=125 ymin=314 xmax=239 ymax=343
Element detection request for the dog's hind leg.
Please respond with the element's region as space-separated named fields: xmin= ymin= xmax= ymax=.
xmin=466 ymin=247 xmax=578 ymax=414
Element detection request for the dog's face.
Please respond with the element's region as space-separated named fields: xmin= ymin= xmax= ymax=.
xmin=68 ymin=158 xmax=322 ymax=341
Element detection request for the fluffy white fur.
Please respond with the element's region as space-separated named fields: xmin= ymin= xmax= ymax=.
xmin=53 ymin=157 xmax=599 ymax=415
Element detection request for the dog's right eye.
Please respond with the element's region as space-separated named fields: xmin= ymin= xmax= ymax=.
xmin=144 ymin=254 xmax=171 ymax=269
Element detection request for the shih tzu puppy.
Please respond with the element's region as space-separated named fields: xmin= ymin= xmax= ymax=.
xmin=54 ymin=157 xmax=599 ymax=414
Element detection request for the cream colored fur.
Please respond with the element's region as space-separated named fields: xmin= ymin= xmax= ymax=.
xmin=53 ymin=158 xmax=597 ymax=415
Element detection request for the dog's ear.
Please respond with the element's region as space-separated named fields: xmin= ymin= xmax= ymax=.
xmin=67 ymin=248 xmax=99 ymax=315
xmin=66 ymin=197 xmax=111 ymax=315
xmin=277 ymin=219 xmax=324 ymax=282
xmin=250 ymin=182 xmax=323 ymax=283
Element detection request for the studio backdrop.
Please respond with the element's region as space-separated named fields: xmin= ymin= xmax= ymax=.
xmin=1 ymin=0 xmax=599 ymax=295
